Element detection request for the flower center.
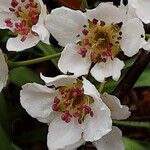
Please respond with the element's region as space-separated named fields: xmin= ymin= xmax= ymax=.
xmin=5 ymin=0 xmax=41 ymax=42
xmin=52 ymin=81 xmax=94 ymax=124
xmin=78 ymin=19 xmax=122 ymax=63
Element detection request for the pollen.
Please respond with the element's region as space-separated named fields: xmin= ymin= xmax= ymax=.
xmin=78 ymin=19 xmax=122 ymax=63
xmin=5 ymin=0 xmax=41 ymax=42
xmin=52 ymin=80 xmax=94 ymax=124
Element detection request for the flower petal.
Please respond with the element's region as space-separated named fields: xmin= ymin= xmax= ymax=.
xmin=93 ymin=126 xmax=124 ymax=150
xmin=82 ymin=100 xmax=112 ymax=141
xmin=58 ymin=43 xmax=91 ymax=76
xmin=0 ymin=1 xmax=10 ymax=12
xmin=45 ymin=7 xmax=87 ymax=47
xmin=32 ymin=5 xmax=50 ymax=45
xmin=128 ymin=0 xmax=150 ymax=24
xmin=86 ymin=2 xmax=126 ymax=24
xmin=120 ymin=18 xmax=145 ymax=57
xmin=6 ymin=33 xmax=40 ymax=51
xmin=143 ymin=39 xmax=150 ymax=51
xmin=82 ymin=77 xmax=100 ymax=101
xmin=20 ymin=83 xmax=58 ymax=123
xmin=40 ymin=74 xmax=77 ymax=87
xmin=47 ymin=117 xmax=82 ymax=149
xmin=91 ymin=58 xmax=124 ymax=82
xmin=101 ymin=93 xmax=131 ymax=120
xmin=61 ymin=139 xmax=85 ymax=150
xmin=0 ymin=49 xmax=8 ymax=92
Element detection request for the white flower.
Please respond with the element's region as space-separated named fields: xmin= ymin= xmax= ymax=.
xmin=143 ymin=39 xmax=150 ymax=51
xmin=20 ymin=74 xmax=112 ymax=150
xmin=101 ymin=93 xmax=131 ymax=120
xmin=93 ymin=126 xmax=124 ymax=150
xmin=0 ymin=49 xmax=8 ymax=92
xmin=92 ymin=93 xmax=131 ymax=150
xmin=0 ymin=0 xmax=50 ymax=51
xmin=45 ymin=2 xmax=145 ymax=82
xmin=128 ymin=0 xmax=150 ymax=24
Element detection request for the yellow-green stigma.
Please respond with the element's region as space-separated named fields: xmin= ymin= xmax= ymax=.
xmin=78 ymin=19 xmax=122 ymax=63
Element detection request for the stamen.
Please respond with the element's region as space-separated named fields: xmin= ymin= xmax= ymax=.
xmin=52 ymin=82 xmax=94 ymax=124
xmin=11 ymin=0 xmax=19 ymax=8
xmin=5 ymin=19 xmax=13 ymax=28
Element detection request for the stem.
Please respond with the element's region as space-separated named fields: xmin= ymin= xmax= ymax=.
xmin=145 ymin=34 xmax=150 ymax=39
xmin=113 ymin=120 xmax=150 ymax=129
xmin=99 ymin=82 xmax=105 ymax=93
xmin=8 ymin=53 xmax=61 ymax=68
xmin=80 ymin=0 xmax=88 ymax=10
xmin=112 ymin=50 xmax=150 ymax=100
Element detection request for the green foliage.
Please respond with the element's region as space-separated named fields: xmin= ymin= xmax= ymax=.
xmin=123 ymin=137 xmax=150 ymax=150
xmin=9 ymin=66 xmax=43 ymax=86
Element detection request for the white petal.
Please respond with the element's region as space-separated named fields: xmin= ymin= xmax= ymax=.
xmin=47 ymin=117 xmax=82 ymax=149
xmin=82 ymin=77 xmax=100 ymax=102
xmin=120 ymin=18 xmax=145 ymax=57
xmin=6 ymin=33 xmax=40 ymax=51
xmin=143 ymin=39 xmax=150 ymax=51
xmin=82 ymin=100 xmax=112 ymax=141
xmin=20 ymin=83 xmax=58 ymax=123
xmin=40 ymin=74 xmax=77 ymax=87
xmin=45 ymin=7 xmax=87 ymax=47
xmin=91 ymin=58 xmax=124 ymax=82
xmin=58 ymin=43 xmax=91 ymax=76
xmin=128 ymin=0 xmax=150 ymax=24
xmin=93 ymin=126 xmax=124 ymax=150
xmin=0 ymin=1 xmax=10 ymax=12
xmin=32 ymin=5 xmax=50 ymax=45
xmin=0 ymin=50 xmax=8 ymax=92
xmin=61 ymin=139 xmax=85 ymax=150
xmin=101 ymin=93 xmax=131 ymax=120
xmin=86 ymin=3 xmax=126 ymax=24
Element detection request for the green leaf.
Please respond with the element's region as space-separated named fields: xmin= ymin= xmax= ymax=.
xmin=37 ymin=42 xmax=60 ymax=67
xmin=0 ymin=125 xmax=13 ymax=150
xmin=9 ymin=66 xmax=44 ymax=86
xmin=0 ymin=93 xmax=9 ymax=133
xmin=123 ymin=137 xmax=149 ymax=150
xmin=134 ymin=67 xmax=150 ymax=87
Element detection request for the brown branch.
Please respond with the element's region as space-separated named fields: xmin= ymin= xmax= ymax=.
xmin=112 ymin=50 xmax=150 ymax=100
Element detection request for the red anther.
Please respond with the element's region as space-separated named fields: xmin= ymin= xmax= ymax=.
xmin=100 ymin=20 xmax=105 ymax=26
xmin=5 ymin=19 xmax=13 ymax=28
xmin=11 ymin=0 xmax=19 ymax=8
xmin=71 ymin=88 xmax=83 ymax=98
xmin=25 ymin=4 xmax=30 ymax=9
xmin=82 ymin=29 xmax=89 ymax=36
xmin=30 ymin=2 xmax=38 ymax=8
xmin=9 ymin=8 xmax=15 ymax=12
xmin=83 ymin=39 xmax=89 ymax=46
xmin=92 ymin=18 xmax=98 ymax=25
xmin=102 ymin=51 xmax=107 ymax=57
xmin=102 ymin=58 xmax=106 ymax=62
xmin=52 ymin=103 xmax=59 ymax=111
xmin=54 ymin=97 xmax=60 ymax=104
xmin=18 ymin=6 xmax=22 ymax=12
xmin=90 ymin=52 xmax=97 ymax=62
xmin=21 ymin=0 xmax=25 ymax=2
xmin=78 ymin=118 xmax=82 ymax=124
xmin=83 ymin=105 xmax=91 ymax=114
xmin=73 ymin=112 xmax=80 ymax=118
xmin=61 ymin=112 xmax=72 ymax=123
xmin=90 ymin=111 xmax=94 ymax=117
xmin=78 ymin=48 xmax=87 ymax=57
xmin=21 ymin=36 xmax=27 ymax=42
xmin=29 ymin=0 xmax=34 ymax=2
